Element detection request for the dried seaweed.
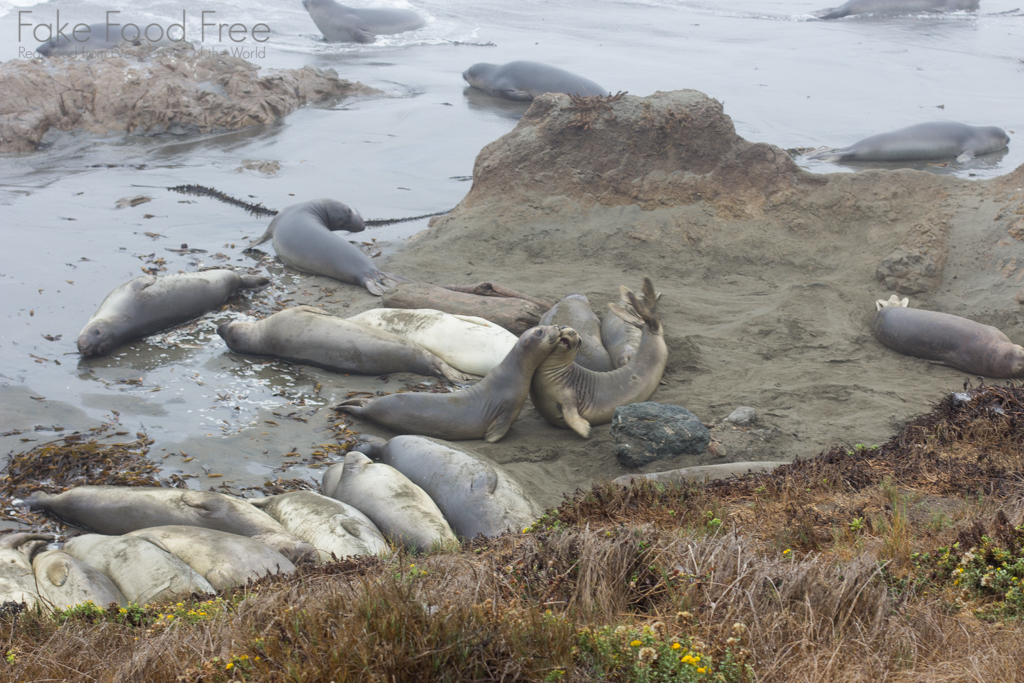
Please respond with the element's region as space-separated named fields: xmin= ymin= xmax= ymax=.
xmin=568 ymin=91 xmax=626 ymax=131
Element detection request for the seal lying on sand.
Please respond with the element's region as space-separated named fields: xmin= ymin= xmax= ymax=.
xmin=357 ymin=435 xmax=542 ymax=539
xmin=336 ymin=325 xmax=565 ymax=442
xmin=808 ymin=122 xmax=1008 ymax=163
xmin=302 ymin=0 xmax=425 ymax=43
xmin=613 ymin=462 xmax=789 ymax=487
xmin=872 ymin=306 xmax=1024 ymax=378
xmin=35 ymin=22 xmax=181 ymax=56
xmin=218 ymin=306 xmax=471 ymax=382
xmin=249 ymin=199 xmax=403 ymax=296
xmin=463 ymin=61 xmax=609 ymax=101
xmin=24 ymin=486 xmax=317 ymax=565
xmin=252 ymin=491 xmax=389 ymax=563
xmin=540 ymin=294 xmax=614 ymax=372
xmin=127 ymin=526 xmax=295 ymax=590
xmin=347 ymin=308 xmax=518 ymax=376
xmin=324 ymin=451 xmax=456 ymax=552
xmin=63 ymin=534 xmax=214 ymax=604
xmin=531 ymin=278 xmax=668 ymax=438
xmin=77 ymin=269 xmax=269 ymax=358
xmin=32 ymin=548 xmax=128 ymax=610
xmin=814 ymin=0 xmax=978 ymax=19
xmin=0 ymin=533 xmax=50 ymax=608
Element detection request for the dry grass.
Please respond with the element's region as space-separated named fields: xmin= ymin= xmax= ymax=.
xmin=4 ymin=383 xmax=1024 ymax=681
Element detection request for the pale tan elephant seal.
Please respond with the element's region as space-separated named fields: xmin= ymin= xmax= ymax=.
xmin=32 ymin=549 xmax=128 ymax=610
xmin=126 ymin=526 xmax=295 ymax=590
xmin=336 ymin=325 xmax=564 ymax=442
xmin=324 ymin=452 xmax=456 ymax=552
xmin=0 ymin=532 xmax=50 ymax=608
xmin=530 ymin=278 xmax=668 ymax=438
xmin=62 ymin=534 xmax=215 ymax=604
xmin=218 ymin=306 xmax=470 ymax=382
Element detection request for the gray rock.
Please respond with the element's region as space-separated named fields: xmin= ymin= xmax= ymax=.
xmin=724 ymin=406 xmax=756 ymax=426
xmin=611 ymin=402 xmax=710 ymax=468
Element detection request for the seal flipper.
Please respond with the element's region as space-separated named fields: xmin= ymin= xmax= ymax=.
xmin=501 ymin=89 xmax=534 ymax=102
xmin=560 ymin=403 xmax=592 ymax=439
xmin=238 ymin=274 xmax=271 ymax=289
xmin=483 ymin=411 xmax=516 ymax=443
xmin=181 ymin=490 xmax=229 ymax=520
xmin=351 ymin=27 xmax=376 ymax=43
xmin=335 ymin=397 xmax=372 ymax=417
xmin=955 ymin=150 xmax=976 ymax=164
xmin=246 ymin=218 xmax=277 ymax=250
xmin=248 ymin=496 xmax=274 ymax=509
xmin=45 ymin=558 xmax=72 ymax=587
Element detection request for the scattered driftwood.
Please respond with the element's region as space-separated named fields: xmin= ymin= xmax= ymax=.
xmin=382 ymin=282 xmax=548 ymax=335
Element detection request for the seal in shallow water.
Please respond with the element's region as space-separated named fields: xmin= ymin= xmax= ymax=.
xmin=815 ymin=0 xmax=978 ymax=20
xmin=872 ymin=306 xmax=1024 ymax=378
xmin=808 ymin=122 xmax=1008 ymax=163
xmin=462 ymin=61 xmax=610 ymax=101
xmin=302 ymin=0 xmax=425 ymax=43
xmin=530 ymin=278 xmax=668 ymax=438
xmin=249 ymin=199 xmax=404 ymax=296
xmin=540 ymin=294 xmax=614 ymax=372
xmin=218 ymin=305 xmax=471 ymax=382
xmin=35 ymin=22 xmax=180 ymax=56
xmin=336 ymin=325 xmax=565 ymax=442
xmin=77 ymin=269 xmax=269 ymax=358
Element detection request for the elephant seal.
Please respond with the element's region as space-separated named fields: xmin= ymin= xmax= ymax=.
xmin=35 ymin=21 xmax=181 ymax=57
xmin=24 ymin=486 xmax=317 ymax=565
xmin=325 ymin=452 xmax=456 ymax=552
xmin=32 ymin=549 xmax=128 ymax=610
xmin=540 ymin=294 xmax=614 ymax=372
xmin=346 ymin=308 xmax=518 ymax=376
xmin=218 ymin=306 xmax=470 ymax=382
xmin=302 ymin=0 xmax=425 ymax=43
xmin=463 ymin=61 xmax=610 ymax=101
xmin=809 ymin=122 xmax=1008 ymax=163
xmin=359 ymin=436 xmax=542 ymax=539
xmin=815 ymin=0 xmax=978 ymax=20
xmin=62 ymin=534 xmax=214 ymax=604
xmin=126 ymin=526 xmax=295 ymax=589
xmin=249 ymin=199 xmax=403 ymax=296
xmin=601 ymin=286 xmax=659 ymax=369
xmin=0 ymin=533 xmax=50 ymax=608
xmin=251 ymin=491 xmax=389 ymax=563
xmin=336 ymin=325 xmax=565 ymax=442
xmin=530 ymin=279 xmax=668 ymax=438
xmin=77 ymin=269 xmax=269 ymax=358
xmin=613 ymin=462 xmax=789 ymax=487
xmin=872 ymin=307 xmax=1024 ymax=378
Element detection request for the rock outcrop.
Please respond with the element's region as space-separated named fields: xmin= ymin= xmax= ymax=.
xmin=0 ymin=45 xmax=379 ymax=152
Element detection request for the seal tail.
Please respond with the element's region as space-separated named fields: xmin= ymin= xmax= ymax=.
xmin=335 ymin=398 xmax=372 ymax=416
xmin=365 ymin=271 xmax=413 ymax=297
xmin=610 ymin=278 xmax=661 ymax=335
xmin=438 ymin=363 xmax=474 ymax=383
xmin=245 ymin=221 xmax=276 ymax=251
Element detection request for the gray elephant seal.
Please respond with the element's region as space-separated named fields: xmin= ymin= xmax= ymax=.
xmin=127 ymin=526 xmax=295 ymax=589
xmin=463 ymin=61 xmax=610 ymax=102
xmin=218 ymin=306 xmax=470 ymax=382
xmin=872 ymin=307 xmax=1024 ymax=378
xmin=530 ymin=278 xmax=668 ymax=438
xmin=251 ymin=491 xmax=389 ymax=563
xmin=249 ymin=199 xmax=403 ymax=296
xmin=359 ymin=436 xmax=542 ymax=540
xmin=77 ymin=269 xmax=268 ymax=358
xmin=601 ymin=286 xmax=658 ymax=369
xmin=35 ymin=21 xmax=181 ymax=57
xmin=613 ymin=462 xmax=789 ymax=487
xmin=815 ymin=0 xmax=978 ymax=20
xmin=326 ymin=452 xmax=456 ymax=552
xmin=24 ymin=486 xmax=317 ymax=565
xmin=336 ymin=324 xmax=564 ymax=442
xmin=0 ymin=533 xmax=50 ymax=608
xmin=540 ymin=294 xmax=614 ymax=372
xmin=32 ymin=549 xmax=128 ymax=610
xmin=302 ymin=0 xmax=425 ymax=43
xmin=809 ymin=122 xmax=1008 ymax=163
xmin=63 ymin=534 xmax=214 ymax=604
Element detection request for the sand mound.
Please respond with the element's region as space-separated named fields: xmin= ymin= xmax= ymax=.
xmin=0 ymin=45 xmax=378 ymax=152
xmin=378 ymin=89 xmax=1024 ymax=508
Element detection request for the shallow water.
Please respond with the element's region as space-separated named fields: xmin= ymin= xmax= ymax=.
xmin=1 ymin=0 xmax=1023 ymax=489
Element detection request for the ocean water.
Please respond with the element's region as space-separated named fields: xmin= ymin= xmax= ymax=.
xmin=0 ymin=0 xmax=1022 ymax=475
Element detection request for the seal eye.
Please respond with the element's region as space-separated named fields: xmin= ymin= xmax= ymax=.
xmin=534 ymin=329 xmax=543 ymax=337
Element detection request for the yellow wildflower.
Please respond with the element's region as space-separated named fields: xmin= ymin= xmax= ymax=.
xmin=226 ymin=662 xmax=234 ymax=670
xmin=630 ymin=640 xmax=642 ymax=647
xmin=783 ymin=549 xmax=791 ymax=556
xmin=698 ymin=667 xmax=706 ymax=674
xmin=671 ymin=643 xmax=682 ymax=650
